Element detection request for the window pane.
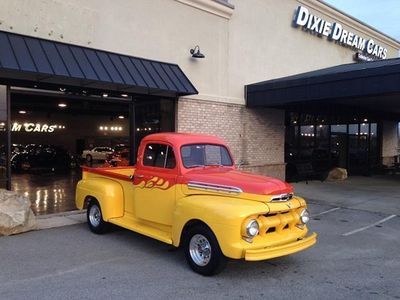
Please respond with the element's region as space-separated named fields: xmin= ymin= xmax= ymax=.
xmin=143 ymin=144 xmax=167 ymax=167
xmin=331 ymin=124 xmax=347 ymax=133
xmin=181 ymin=144 xmax=233 ymax=168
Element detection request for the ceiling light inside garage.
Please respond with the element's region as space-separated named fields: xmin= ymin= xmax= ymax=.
xmin=58 ymin=103 xmax=67 ymax=108
xmin=118 ymin=115 xmax=125 ymax=119
xmin=19 ymin=110 xmax=27 ymax=114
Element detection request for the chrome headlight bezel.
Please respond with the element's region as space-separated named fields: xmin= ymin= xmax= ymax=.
xmin=300 ymin=209 xmax=310 ymax=224
xmin=245 ymin=219 xmax=259 ymax=238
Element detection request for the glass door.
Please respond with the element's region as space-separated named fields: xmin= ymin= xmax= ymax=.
xmin=330 ymin=124 xmax=348 ymax=169
xmin=348 ymin=123 xmax=369 ymax=175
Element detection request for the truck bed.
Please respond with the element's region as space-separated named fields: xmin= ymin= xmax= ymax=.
xmin=81 ymin=166 xmax=136 ymax=181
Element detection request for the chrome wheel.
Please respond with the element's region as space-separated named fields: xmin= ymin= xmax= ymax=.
xmin=189 ymin=234 xmax=212 ymax=266
xmin=89 ymin=204 xmax=101 ymax=228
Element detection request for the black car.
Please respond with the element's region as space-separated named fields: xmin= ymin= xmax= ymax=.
xmin=11 ymin=145 xmax=73 ymax=173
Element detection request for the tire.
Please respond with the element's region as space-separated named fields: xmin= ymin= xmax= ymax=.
xmin=87 ymin=200 xmax=108 ymax=234
xmin=184 ymin=224 xmax=227 ymax=276
xmin=86 ymin=154 xmax=93 ymax=163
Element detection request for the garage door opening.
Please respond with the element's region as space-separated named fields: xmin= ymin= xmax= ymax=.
xmin=9 ymin=88 xmax=175 ymax=215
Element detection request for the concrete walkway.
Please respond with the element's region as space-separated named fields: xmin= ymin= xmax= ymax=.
xmin=292 ymin=175 xmax=400 ymax=215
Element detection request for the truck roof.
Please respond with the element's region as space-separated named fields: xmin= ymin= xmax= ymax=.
xmin=141 ymin=132 xmax=228 ymax=148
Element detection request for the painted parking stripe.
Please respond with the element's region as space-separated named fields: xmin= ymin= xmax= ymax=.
xmin=313 ymin=207 xmax=341 ymax=217
xmin=342 ymin=215 xmax=397 ymax=237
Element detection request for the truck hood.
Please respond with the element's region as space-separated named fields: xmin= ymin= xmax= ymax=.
xmin=182 ymin=167 xmax=293 ymax=196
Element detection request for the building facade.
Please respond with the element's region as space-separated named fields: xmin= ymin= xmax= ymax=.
xmin=0 ymin=0 xmax=399 ymax=198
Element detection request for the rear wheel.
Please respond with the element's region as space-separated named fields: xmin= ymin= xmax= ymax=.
xmin=87 ymin=200 xmax=108 ymax=234
xmin=184 ymin=224 xmax=227 ymax=276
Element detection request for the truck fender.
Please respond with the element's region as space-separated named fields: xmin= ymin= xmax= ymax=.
xmin=171 ymin=195 xmax=268 ymax=256
xmin=75 ymin=178 xmax=124 ymax=220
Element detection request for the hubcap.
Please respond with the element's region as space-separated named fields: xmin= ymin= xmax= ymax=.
xmin=189 ymin=234 xmax=212 ymax=266
xmin=89 ymin=205 xmax=101 ymax=227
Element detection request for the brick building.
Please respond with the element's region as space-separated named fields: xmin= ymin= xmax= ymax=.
xmin=0 ymin=0 xmax=400 ymax=202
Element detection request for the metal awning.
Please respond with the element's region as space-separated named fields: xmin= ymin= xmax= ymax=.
xmin=0 ymin=30 xmax=198 ymax=97
xmin=246 ymin=58 xmax=400 ymax=116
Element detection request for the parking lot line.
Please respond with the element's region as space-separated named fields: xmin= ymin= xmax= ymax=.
xmin=342 ymin=215 xmax=398 ymax=236
xmin=313 ymin=207 xmax=341 ymax=217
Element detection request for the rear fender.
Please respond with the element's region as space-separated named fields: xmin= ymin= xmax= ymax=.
xmin=75 ymin=178 xmax=124 ymax=220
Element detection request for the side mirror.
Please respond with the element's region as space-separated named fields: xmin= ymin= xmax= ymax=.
xmin=237 ymin=160 xmax=245 ymax=169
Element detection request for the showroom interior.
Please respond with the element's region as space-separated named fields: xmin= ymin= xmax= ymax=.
xmin=0 ymin=30 xmax=196 ymax=215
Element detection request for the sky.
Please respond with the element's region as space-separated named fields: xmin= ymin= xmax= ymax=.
xmin=324 ymin=0 xmax=400 ymax=41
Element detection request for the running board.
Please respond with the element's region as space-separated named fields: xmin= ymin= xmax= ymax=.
xmin=109 ymin=216 xmax=173 ymax=245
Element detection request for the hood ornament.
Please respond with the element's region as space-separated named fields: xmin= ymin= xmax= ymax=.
xmin=270 ymin=193 xmax=293 ymax=202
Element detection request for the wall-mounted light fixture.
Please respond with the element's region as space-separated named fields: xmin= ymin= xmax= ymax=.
xmin=190 ymin=45 xmax=205 ymax=58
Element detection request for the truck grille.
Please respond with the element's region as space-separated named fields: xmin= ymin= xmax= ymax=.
xmin=258 ymin=209 xmax=301 ymax=235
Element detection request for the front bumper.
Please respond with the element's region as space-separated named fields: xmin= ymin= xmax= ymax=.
xmin=244 ymin=232 xmax=317 ymax=261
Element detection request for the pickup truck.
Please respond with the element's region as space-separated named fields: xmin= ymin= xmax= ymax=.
xmin=76 ymin=133 xmax=317 ymax=275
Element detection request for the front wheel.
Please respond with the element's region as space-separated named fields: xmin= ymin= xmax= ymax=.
xmin=87 ymin=201 xmax=108 ymax=234
xmin=184 ymin=225 xmax=227 ymax=276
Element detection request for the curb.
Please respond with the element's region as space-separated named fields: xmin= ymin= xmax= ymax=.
xmin=35 ymin=210 xmax=87 ymax=230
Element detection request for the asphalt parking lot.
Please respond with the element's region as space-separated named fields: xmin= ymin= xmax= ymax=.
xmin=0 ymin=200 xmax=399 ymax=300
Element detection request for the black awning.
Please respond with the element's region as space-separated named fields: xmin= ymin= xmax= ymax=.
xmin=246 ymin=58 xmax=400 ymax=115
xmin=0 ymin=30 xmax=198 ymax=97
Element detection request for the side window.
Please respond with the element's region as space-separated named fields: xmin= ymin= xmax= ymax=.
xmin=143 ymin=144 xmax=176 ymax=169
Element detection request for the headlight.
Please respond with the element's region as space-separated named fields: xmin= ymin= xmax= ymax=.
xmin=245 ymin=219 xmax=259 ymax=237
xmin=300 ymin=209 xmax=310 ymax=224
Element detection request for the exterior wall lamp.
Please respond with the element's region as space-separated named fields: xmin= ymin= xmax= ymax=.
xmin=190 ymin=45 xmax=205 ymax=58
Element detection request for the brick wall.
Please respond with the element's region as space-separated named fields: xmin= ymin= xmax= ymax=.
xmin=176 ymin=98 xmax=286 ymax=179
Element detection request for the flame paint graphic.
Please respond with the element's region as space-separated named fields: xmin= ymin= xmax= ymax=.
xmin=136 ymin=176 xmax=172 ymax=190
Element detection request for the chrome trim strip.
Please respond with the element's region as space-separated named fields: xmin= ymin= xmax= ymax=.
xmin=187 ymin=181 xmax=242 ymax=194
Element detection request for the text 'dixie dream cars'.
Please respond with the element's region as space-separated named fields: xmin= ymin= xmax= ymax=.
xmin=76 ymin=133 xmax=317 ymax=275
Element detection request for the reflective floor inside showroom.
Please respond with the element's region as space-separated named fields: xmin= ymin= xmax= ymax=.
xmin=12 ymin=170 xmax=82 ymax=215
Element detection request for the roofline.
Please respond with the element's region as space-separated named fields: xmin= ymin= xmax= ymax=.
xmin=0 ymin=30 xmax=185 ymax=70
xmin=316 ymin=0 xmax=400 ymax=45
xmin=0 ymin=29 xmax=198 ymax=96
xmin=247 ymin=57 xmax=400 ymax=87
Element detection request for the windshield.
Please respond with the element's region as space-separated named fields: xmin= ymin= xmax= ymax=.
xmin=181 ymin=144 xmax=233 ymax=168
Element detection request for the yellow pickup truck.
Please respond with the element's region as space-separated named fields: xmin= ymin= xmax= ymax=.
xmin=76 ymin=133 xmax=316 ymax=275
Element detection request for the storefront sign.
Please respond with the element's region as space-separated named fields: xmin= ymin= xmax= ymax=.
xmin=11 ymin=122 xmax=64 ymax=133
xmin=293 ymin=6 xmax=387 ymax=59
